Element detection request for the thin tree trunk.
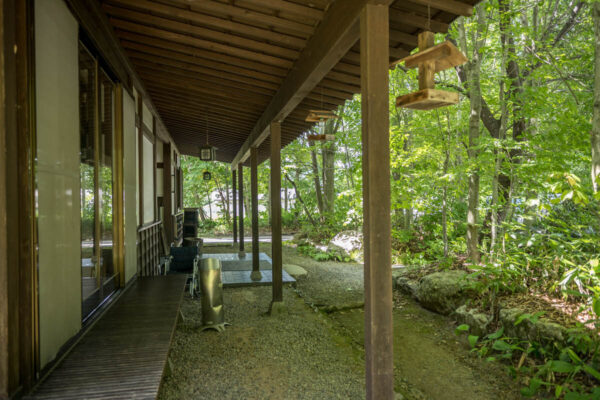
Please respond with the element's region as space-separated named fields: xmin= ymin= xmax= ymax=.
xmin=459 ymin=6 xmax=486 ymax=264
xmin=344 ymin=142 xmax=355 ymax=189
xmin=225 ymin=179 xmax=230 ymax=223
xmin=310 ymin=140 xmax=324 ymax=216
xmin=284 ymin=179 xmax=288 ymax=212
xmin=284 ymin=173 xmax=317 ymax=227
xmin=207 ymin=191 xmax=212 ymax=220
xmin=492 ymin=6 xmax=510 ymax=256
xmin=214 ymin=175 xmax=230 ymax=222
xmin=592 ymin=2 xmax=600 ymax=194
xmin=322 ymin=139 xmax=336 ymax=214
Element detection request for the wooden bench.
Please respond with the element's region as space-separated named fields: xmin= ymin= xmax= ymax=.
xmin=26 ymin=275 xmax=187 ymax=400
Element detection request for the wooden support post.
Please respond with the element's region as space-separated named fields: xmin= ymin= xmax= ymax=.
xmin=232 ymin=168 xmax=237 ymax=244
xmin=114 ymin=85 xmax=125 ymax=287
xmin=138 ymin=94 xmax=144 ymax=226
xmin=163 ymin=142 xmax=173 ymax=245
xmin=250 ymin=147 xmax=261 ymax=281
xmin=418 ymin=31 xmax=435 ymax=90
xmin=270 ymin=121 xmax=283 ymax=310
xmin=361 ymin=3 xmax=394 ymax=400
xmin=237 ymin=164 xmax=245 ymax=255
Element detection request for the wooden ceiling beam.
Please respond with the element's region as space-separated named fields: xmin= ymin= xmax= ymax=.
xmin=231 ymin=0 xmax=385 ymax=167
xmin=117 ymin=31 xmax=363 ymax=90
xmin=235 ymin=0 xmax=324 ymax=20
xmin=133 ymin=56 xmax=352 ymax=101
xmin=138 ymin=66 xmax=347 ymax=108
xmin=127 ymin=52 xmax=279 ymax=92
xmin=174 ymin=0 xmax=315 ymax=38
xmin=134 ymin=62 xmax=276 ymax=97
xmin=389 ymin=8 xmax=449 ymax=33
xmin=389 ymin=30 xmax=418 ymax=46
xmin=405 ymin=0 xmax=473 ymax=16
xmin=110 ymin=18 xmax=294 ymax=68
xmin=147 ymin=90 xmax=265 ymax=117
xmin=139 ymin=75 xmax=271 ymax=108
xmin=151 ymin=99 xmax=259 ymax=125
xmin=122 ymin=42 xmax=283 ymax=84
xmin=103 ymin=4 xmax=300 ymax=60
xmin=117 ymin=32 xmax=288 ymax=76
xmin=105 ymin=0 xmax=307 ymax=48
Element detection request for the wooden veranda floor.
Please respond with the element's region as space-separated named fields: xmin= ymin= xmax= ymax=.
xmin=26 ymin=275 xmax=187 ymax=400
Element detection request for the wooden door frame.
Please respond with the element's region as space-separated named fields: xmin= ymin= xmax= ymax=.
xmin=0 ymin=0 xmax=38 ymax=396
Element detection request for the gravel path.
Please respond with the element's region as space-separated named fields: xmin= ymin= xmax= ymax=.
xmin=158 ymin=286 xmax=365 ymax=400
xmin=160 ymin=242 xmax=519 ymax=399
xmin=280 ymin=244 xmax=365 ymax=309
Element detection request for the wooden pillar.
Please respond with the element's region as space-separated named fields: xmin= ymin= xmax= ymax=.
xmin=361 ymin=3 xmax=393 ymax=400
xmin=0 ymin=0 xmax=37 ymax=394
xmin=137 ymin=95 xmax=144 ymax=226
xmin=270 ymin=122 xmax=283 ymax=306
xmin=0 ymin=1 xmax=15 ymax=394
xmin=250 ymin=147 xmax=261 ymax=280
xmin=232 ymin=168 xmax=237 ymax=244
xmin=163 ymin=142 xmax=173 ymax=245
xmin=114 ymin=85 xmax=125 ymax=287
xmin=237 ymin=164 xmax=245 ymax=254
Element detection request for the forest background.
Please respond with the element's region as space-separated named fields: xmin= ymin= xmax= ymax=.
xmin=183 ymin=0 xmax=600 ymax=317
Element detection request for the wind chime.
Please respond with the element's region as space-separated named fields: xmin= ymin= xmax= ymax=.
xmin=199 ymin=113 xmax=215 ymax=180
xmin=395 ymin=4 xmax=467 ymax=110
xmin=306 ymin=85 xmax=337 ymax=141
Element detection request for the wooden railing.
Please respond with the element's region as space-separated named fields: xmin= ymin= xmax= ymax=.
xmin=137 ymin=221 xmax=163 ymax=277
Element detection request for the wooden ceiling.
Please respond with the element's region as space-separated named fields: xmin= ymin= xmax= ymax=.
xmin=99 ymin=0 xmax=476 ymax=163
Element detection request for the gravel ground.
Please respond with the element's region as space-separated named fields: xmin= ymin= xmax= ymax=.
xmin=158 ymin=286 xmax=365 ymax=400
xmin=279 ymin=244 xmax=365 ymax=309
xmin=159 ymin=242 xmax=519 ymax=400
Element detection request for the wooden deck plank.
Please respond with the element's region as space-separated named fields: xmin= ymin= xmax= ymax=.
xmin=26 ymin=276 xmax=187 ymax=400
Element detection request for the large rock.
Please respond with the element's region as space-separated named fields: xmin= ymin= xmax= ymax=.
xmin=453 ymin=305 xmax=491 ymax=336
xmin=283 ymin=264 xmax=308 ymax=279
xmin=394 ymin=276 xmax=419 ymax=299
xmin=327 ymin=230 xmax=363 ymax=261
xmin=416 ymin=270 xmax=475 ymax=315
xmin=499 ymin=307 xmax=566 ymax=346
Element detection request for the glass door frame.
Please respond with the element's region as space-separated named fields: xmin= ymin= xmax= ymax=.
xmin=79 ymin=40 xmax=123 ymax=322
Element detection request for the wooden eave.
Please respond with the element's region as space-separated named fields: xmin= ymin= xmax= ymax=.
xmin=97 ymin=0 xmax=478 ymax=164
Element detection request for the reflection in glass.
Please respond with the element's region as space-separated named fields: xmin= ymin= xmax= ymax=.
xmin=79 ymin=42 xmax=117 ymax=320
xmin=99 ymin=69 xmax=116 ymax=297
xmin=79 ymin=43 xmax=97 ymax=319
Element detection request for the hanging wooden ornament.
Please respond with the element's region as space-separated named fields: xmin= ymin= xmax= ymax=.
xmin=307 ymin=134 xmax=335 ymax=141
xmin=305 ymin=110 xmax=337 ymax=123
xmin=199 ymin=112 xmax=216 ymax=161
xmin=396 ymin=31 xmax=467 ymax=110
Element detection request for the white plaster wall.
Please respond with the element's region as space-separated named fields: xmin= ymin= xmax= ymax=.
xmin=35 ymin=0 xmax=81 ymax=368
xmin=123 ymin=91 xmax=137 ymax=282
xmin=142 ymin=102 xmax=152 ymax=131
xmin=143 ymin=136 xmax=154 ymax=223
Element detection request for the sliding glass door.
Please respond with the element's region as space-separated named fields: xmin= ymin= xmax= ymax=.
xmin=79 ymin=42 xmax=117 ymax=320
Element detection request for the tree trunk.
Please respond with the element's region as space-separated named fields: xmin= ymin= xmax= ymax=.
xmin=491 ymin=4 xmax=510 ymax=255
xmin=225 ymin=179 xmax=230 ymax=223
xmin=284 ymin=179 xmax=288 ymax=212
xmin=284 ymin=173 xmax=317 ymax=227
xmin=214 ymin=175 xmax=230 ymax=223
xmin=593 ymin=1 xmax=600 ymax=194
xmin=459 ymin=6 xmax=486 ymax=264
xmin=310 ymin=140 xmax=324 ymax=216
xmin=322 ymin=140 xmax=336 ymax=214
xmin=207 ymin=191 xmax=212 ymax=220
